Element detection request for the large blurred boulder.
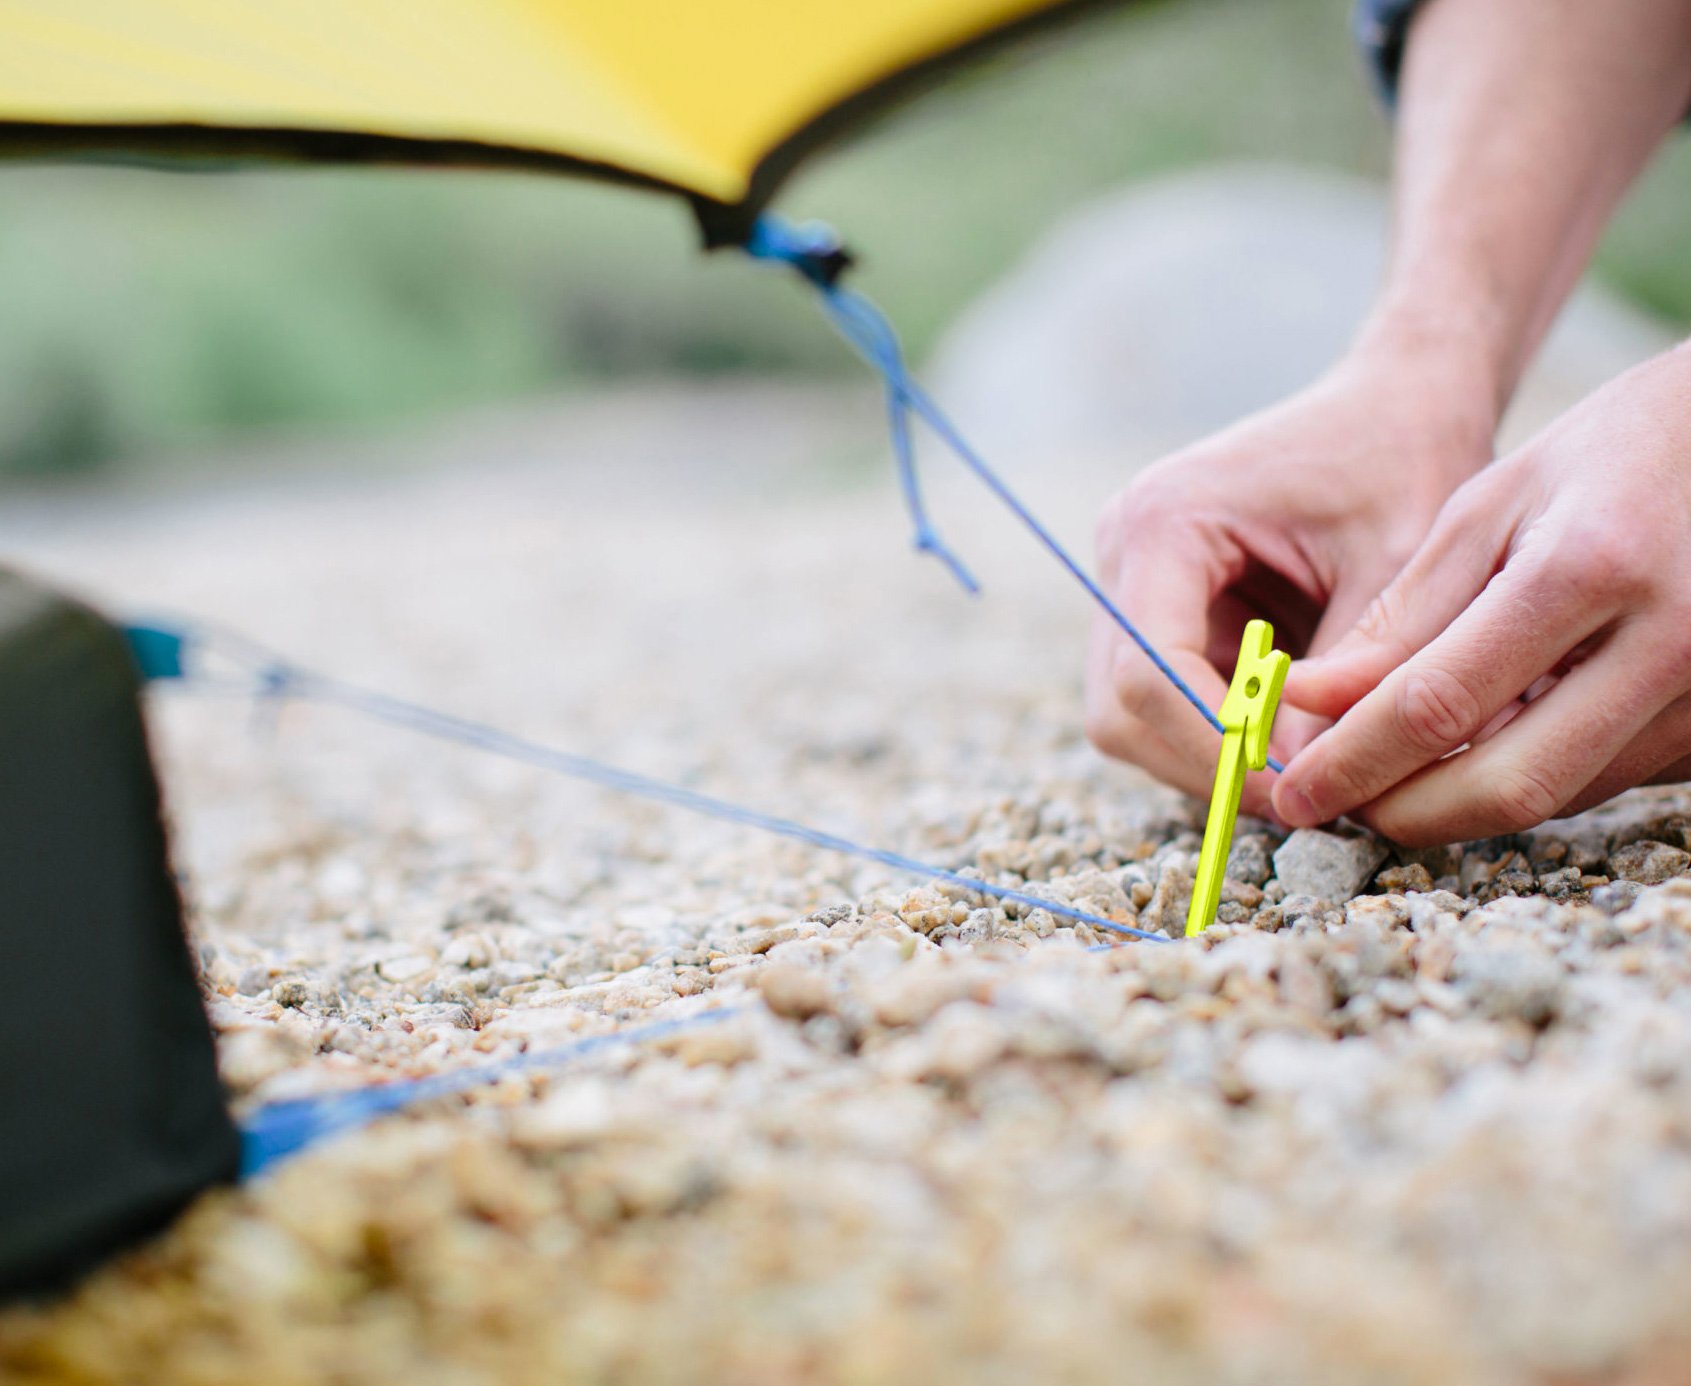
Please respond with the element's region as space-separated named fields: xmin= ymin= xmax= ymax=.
xmin=929 ymin=164 xmax=1673 ymax=464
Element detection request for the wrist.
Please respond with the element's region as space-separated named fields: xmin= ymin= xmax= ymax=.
xmin=1330 ymin=302 xmax=1507 ymax=490
xmin=1348 ymin=298 xmax=1515 ymax=426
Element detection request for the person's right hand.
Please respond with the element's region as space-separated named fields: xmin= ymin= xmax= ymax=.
xmin=1085 ymin=343 xmax=1497 ymax=818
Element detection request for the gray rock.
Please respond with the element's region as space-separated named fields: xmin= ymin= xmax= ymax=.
xmin=1225 ymin=834 xmax=1275 ymax=887
xmin=1375 ymin=862 xmax=1434 ymax=894
xmin=1536 ymin=866 xmax=1586 ymax=901
xmin=1396 ymin=843 xmax=1463 ymax=881
xmin=1521 ymin=787 xmax=1691 ymax=873
xmin=1140 ymin=861 xmax=1195 ymax=938
xmin=1608 ymin=840 xmax=1691 ymax=886
xmin=1591 ymin=880 xmax=1646 ymax=915
xmin=1403 ymin=890 xmax=1469 ymax=936
xmin=1488 ymin=866 xmax=1537 ymax=899
xmin=271 ymin=977 xmax=314 ymax=1010
xmin=1278 ymin=894 xmax=1338 ymax=928
xmin=1459 ymin=843 xmax=1523 ymax=896
xmin=270 ymin=975 xmax=343 ymax=1014
xmin=1272 ymin=829 xmax=1389 ymax=904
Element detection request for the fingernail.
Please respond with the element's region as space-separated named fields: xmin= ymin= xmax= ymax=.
xmin=1278 ymin=783 xmax=1321 ymax=828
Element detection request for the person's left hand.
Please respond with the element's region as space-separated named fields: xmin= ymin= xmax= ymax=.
xmin=1273 ymin=341 xmax=1691 ymax=846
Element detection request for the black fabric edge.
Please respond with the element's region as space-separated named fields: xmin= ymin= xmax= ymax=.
xmin=0 ymin=121 xmax=693 ymax=200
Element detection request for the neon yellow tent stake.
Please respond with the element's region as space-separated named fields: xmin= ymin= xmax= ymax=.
xmin=1185 ymin=619 xmax=1289 ymax=938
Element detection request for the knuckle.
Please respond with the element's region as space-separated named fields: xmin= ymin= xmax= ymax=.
xmin=1355 ymin=585 xmax=1410 ymax=650
xmin=1551 ymin=525 xmax=1648 ymax=608
xmin=1480 ymin=761 xmax=1564 ymax=833
xmin=1119 ymin=468 xmax=1183 ymax=522
xmin=1354 ymin=598 xmax=1388 ymax=645
xmin=1083 ymin=707 xmax=1120 ymax=757
xmin=1097 ymin=462 xmax=1210 ymax=568
xmin=1366 ymin=800 xmax=1435 ymax=849
xmin=1110 ymin=661 xmax=1157 ymax=724
xmin=1441 ymin=477 xmax=1491 ymax=524
xmin=1095 ymin=478 xmax=1174 ymax=563
xmin=1394 ymin=664 xmax=1483 ymax=754
xmin=1084 ymin=698 xmax=1144 ymax=764
xmin=1371 ymin=538 xmax=1420 ymax=583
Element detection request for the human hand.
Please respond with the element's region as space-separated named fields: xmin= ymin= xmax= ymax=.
xmin=1275 ymin=342 xmax=1691 ymax=845
xmin=1087 ymin=346 xmax=1496 ymax=817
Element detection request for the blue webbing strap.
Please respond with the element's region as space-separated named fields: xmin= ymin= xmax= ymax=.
xmin=237 ymin=1008 xmax=742 ymax=1177
xmin=743 ymin=214 xmax=1286 ymax=776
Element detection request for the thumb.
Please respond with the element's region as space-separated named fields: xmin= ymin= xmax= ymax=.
xmin=1284 ymin=497 xmax=1505 ymax=721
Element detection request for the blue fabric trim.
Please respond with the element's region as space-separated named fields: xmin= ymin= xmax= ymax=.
xmin=124 ymin=623 xmax=187 ymax=681
xmin=239 ymin=1009 xmax=742 ymax=1177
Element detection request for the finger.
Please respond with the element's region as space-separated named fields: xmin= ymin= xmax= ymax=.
xmin=1111 ymin=641 xmax=1283 ymax=817
xmin=1558 ymin=692 xmax=1691 ymax=817
xmin=1646 ymin=752 xmax=1691 ymax=788
xmin=1355 ymin=624 xmax=1678 ymax=845
xmin=1283 ymin=492 xmax=1507 ymax=720
xmin=1087 ymin=612 xmax=1287 ymax=820
xmin=1101 ymin=707 xmax=1282 ymax=819
xmin=1302 ymin=567 xmax=1399 ymax=662
xmin=1087 ymin=662 xmax=1282 ymax=818
xmin=1274 ymin=550 xmax=1621 ymax=829
xmin=1087 ymin=610 xmax=1206 ymax=793
xmin=1106 ymin=590 xmax=1321 ymax=794
xmin=1250 ymin=567 xmax=1388 ymax=768
xmin=1097 ymin=514 xmax=1240 ymax=746
xmin=1266 ymin=701 xmax=1328 ymax=767
xmin=1470 ymin=655 xmax=1595 ymax=749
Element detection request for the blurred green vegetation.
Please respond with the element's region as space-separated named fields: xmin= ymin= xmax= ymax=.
xmin=0 ymin=0 xmax=1687 ymax=477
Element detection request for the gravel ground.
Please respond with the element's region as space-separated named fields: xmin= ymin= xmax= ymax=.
xmin=3 ymin=381 xmax=1691 ymax=1386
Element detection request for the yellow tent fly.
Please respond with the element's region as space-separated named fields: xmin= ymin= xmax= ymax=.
xmin=0 ymin=0 xmax=1112 ymax=243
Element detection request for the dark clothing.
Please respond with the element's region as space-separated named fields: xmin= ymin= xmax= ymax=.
xmin=1353 ymin=0 xmax=1424 ymax=106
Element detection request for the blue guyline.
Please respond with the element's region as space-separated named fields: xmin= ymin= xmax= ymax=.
xmin=127 ymin=623 xmax=1167 ymax=947
xmin=743 ymin=215 xmax=1285 ymax=777
xmin=238 ymin=1007 xmax=742 ymax=1177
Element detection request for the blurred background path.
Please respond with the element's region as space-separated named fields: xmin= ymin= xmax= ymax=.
xmin=2 ymin=0 xmax=1687 ymax=484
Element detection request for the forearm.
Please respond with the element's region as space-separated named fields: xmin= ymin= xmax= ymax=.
xmin=1354 ymin=0 xmax=1691 ymax=421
